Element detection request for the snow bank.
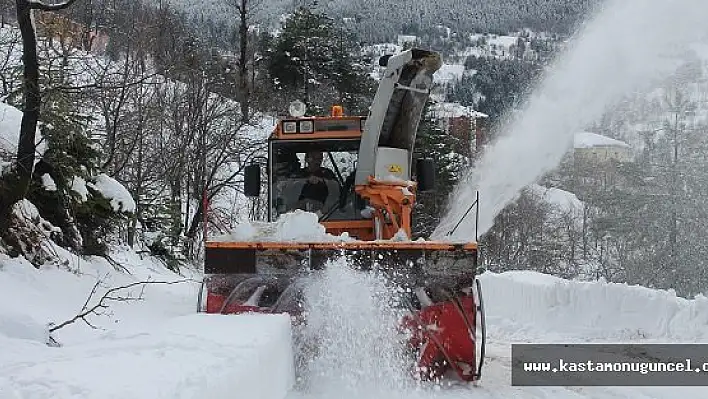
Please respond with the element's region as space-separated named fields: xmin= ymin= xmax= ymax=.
xmin=88 ymin=173 xmax=136 ymax=213
xmin=0 ymin=248 xmax=295 ymax=399
xmin=574 ymin=131 xmax=630 ymax=149
xmin=0 ymin=314 xmax=294 ymax=399
xmin=0 ymin=102 xmax=45 ymax=158
xmin=212 ymin=210 xmax=353 ymax=242
xmin=481 ymin=271 xmax=708 ymax=342
xmin=527 ymin=184 xmax=583 ymax=214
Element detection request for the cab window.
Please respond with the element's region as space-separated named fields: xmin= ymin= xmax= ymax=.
xmin=271 ymin=142 xmax=365 ymax=221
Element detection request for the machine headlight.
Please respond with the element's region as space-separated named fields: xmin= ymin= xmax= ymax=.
xmin=299 ymin=120 xmax=314 ymax=133
xmin=283 ymin=121 xmax=297 ymax=134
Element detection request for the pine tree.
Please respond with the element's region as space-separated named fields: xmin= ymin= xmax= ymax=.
xmin=264 ymin=7 xmax=374 ymax=115
xmin=413 ymin=101 xmax=466 ymax=238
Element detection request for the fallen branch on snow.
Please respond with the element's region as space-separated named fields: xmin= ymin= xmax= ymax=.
xmin=49 ymin=276 xmax=192 ymax=333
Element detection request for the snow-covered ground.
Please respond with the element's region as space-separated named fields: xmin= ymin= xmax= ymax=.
xmin=0 ymin=248 xmax=294 ymax=399
xmin=291 ymin=270 xmax=708 ymax=399
xmin=2 ymin=245 xmax=707 ymax=398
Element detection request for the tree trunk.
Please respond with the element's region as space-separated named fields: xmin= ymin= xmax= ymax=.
xmin=127 ymin=128 xmax=144 ymax=248
xmin=1 ymin=0 xmax=77 ymax=250
xmin=0 ymin=1 xmax=40 ymax=233
xmin=15 ymin=1 xmax=40 ymax=197
xmin=238 ymin=0 xmax=250 ymax=121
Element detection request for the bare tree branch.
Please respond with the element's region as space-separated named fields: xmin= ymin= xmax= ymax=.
xmin=49 ymin=277 xmax=192 ymax=333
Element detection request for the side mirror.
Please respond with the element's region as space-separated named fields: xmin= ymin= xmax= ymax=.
xmin=379 ymin=54 xmax=392 ymax=67
xmin=416 ymin=158 xmax=435 ymax=192
xmin=244 ymin=164 xmax=261 ymax=197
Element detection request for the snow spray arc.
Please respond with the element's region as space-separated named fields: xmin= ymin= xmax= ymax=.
xmin=295 ymin=255 xmax=416 ymax=395
xmin=434 ymin=0 xmax=708 ymax=240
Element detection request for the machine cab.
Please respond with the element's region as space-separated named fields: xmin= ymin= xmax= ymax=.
xmin=246 ymin=103 xmax=377 ymax=240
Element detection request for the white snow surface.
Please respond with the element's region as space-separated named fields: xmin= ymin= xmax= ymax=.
xmin=574 ymin=131 xmax=630 ymax=149
xmin=211 ymin=210 xmax=353 ymax=242
xmin=0 ymin=102 xmax=45 ymax=158
xmin=527 ymin=184 xmax=583 ymax=215
xmin=1 ymin=314 xmax=293 ymax=399
xmin=67 ymin=174 xmax=136 ymax=212
xmin=12 ymin=198 xmax=41 ymax=221
xmin=2 ymin=242 xmax=708 ymax=398
xmin=41 ymin=174 xmax=57 ymax=192
xmin=434 ymin=64 xmax=465 ymax=85
xmin=70 ymin=176 xmax=89 ymax=202
xmin=88 ymin=173 xmax=136 ymax=213
xmin=0 ymin=248 xmax=294 ymax=399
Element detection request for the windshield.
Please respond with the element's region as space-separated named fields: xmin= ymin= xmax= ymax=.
xmin=270 ymin=140 xmax=365 ymax=221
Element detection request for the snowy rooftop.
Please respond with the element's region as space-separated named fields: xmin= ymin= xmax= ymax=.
xmin=434 ymin=64 xmax=465 ymax=84
xmin=574 ymin=132 xmax=630 ymax=149
xmin=396 ymin=35 xmax=418 ymax=45
xmin=488 ymin=35 xmax=519 ymax=48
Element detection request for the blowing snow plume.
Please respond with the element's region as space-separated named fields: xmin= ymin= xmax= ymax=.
xmin=433 ymin=0 xmax=708 ymax=241
xmin=297 ymin=256 xmax=415 ymax=398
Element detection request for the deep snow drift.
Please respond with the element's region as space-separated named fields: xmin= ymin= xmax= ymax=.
xmin=434 ymin=0 xmax=708 ymax=240
xmin=0 ymin=249 xmax=294 ymax=399
xmin=1 ymin=314 xmax=293 ymax=399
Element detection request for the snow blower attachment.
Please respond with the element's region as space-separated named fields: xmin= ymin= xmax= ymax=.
xmin=199 ymin=48 xmax=486 ymax=383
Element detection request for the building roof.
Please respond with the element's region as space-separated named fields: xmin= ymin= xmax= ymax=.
xmin=434 ymin=64 xmax=465 ymax=85
xmin=431 ymin=102 xmax=488 ymax=119
xmin=574 ymin=132 xmax=630 ymax=149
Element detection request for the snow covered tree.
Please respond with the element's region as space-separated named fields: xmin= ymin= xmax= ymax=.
xmin=450 ymin=57 xmax=543 ymax=121
xmin=0 ymin=0 xmax=80 ymax=260
xmin=264 ymin=6 xmax=374 ymax=115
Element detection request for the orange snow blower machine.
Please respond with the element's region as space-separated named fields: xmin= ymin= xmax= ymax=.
xmin=198 ymin=49 xmax=486 ymax=383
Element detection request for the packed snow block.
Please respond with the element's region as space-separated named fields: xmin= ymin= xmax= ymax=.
xmin=0 ymin=314 xmax=295 ymax=399
xmin=480 ymin=271 xmax=708 ymax=341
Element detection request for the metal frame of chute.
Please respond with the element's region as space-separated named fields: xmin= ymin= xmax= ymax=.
xmin=445 ymin=190 xmax=480 ymax=241
xmin=444 ymin=190 xmax=485 ymax=381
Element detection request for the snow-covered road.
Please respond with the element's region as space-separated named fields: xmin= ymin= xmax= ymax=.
xmin=2 ymin=249 xmax=708 ymax=398
xmin=288 ymin=271 xmax=708 ymax=399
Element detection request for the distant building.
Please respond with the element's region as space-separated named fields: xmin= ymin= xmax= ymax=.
xmin=431 ymin=102 xmax=488 ymax=158
xmin=397 ymin=35 xmax=418 ymax=47
xmin=572 ymin=132 xmax=633 ymax=192
xmin=574 ymin=132 xmax=633 ymax=164
xmin=35 ymin=12 xmax=110 ymax=55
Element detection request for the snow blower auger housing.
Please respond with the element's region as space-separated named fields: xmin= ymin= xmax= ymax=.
xmin=199 ymin=48 xmax=486 ymax=383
